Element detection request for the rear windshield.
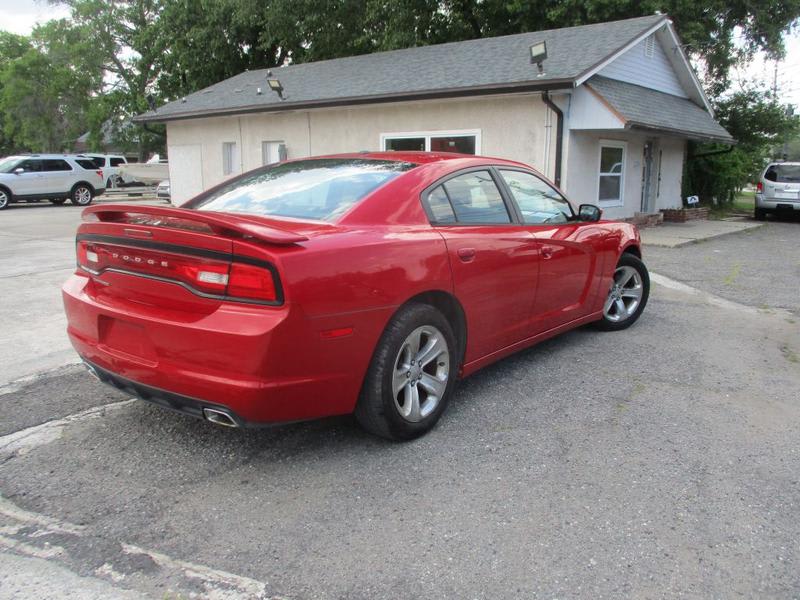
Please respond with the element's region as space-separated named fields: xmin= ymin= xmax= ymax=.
xmin=184 ymin=158 xmax=415 ymax=221
xmin=764 ymin=164 xmax=800 ymax=183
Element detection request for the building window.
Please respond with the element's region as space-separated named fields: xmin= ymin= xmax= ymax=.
xmin=262 ymin=141 xmax=286 ymax=165
xmin=381 ymin=130 xmax=480 ymax=154
xmin=598 ymin=141 xmax=626 ymax=207
xmin=222 ymin=142 xmax=238 ymax=176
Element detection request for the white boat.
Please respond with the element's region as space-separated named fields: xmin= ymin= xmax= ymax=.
xmin=119 ymin=155 xmax=169 ymax=184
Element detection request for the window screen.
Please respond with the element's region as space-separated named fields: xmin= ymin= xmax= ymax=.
xmin=441 ymin=171 xmax=510 ymax=224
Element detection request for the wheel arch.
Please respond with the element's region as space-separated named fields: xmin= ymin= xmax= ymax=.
xmin=0 ymin=184 xmax=12 ymax=197
xmin=621 ymin=243 xmax=641 ymax=259
xmin=72 ymin=181 xmax=96 ymax=194
xmin=394 ymin=289 xmax=468 ymax=368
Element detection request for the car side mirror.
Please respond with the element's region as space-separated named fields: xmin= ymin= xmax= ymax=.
xmin=13 ymin=167 xmax=24 ymax=175
xmin=578 ymin=204 xmax=602 ymax=222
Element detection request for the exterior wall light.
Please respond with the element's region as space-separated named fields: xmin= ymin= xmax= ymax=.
xmin=267 ymin=78 xmax=285 ymax=100
xmin=529 ymin=41 xmax=547 ymax=76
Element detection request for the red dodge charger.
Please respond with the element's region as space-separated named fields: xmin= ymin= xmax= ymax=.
xmin=63 ymin=152 xmax=649 ymax=440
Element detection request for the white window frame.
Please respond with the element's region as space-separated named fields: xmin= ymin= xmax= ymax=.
xmin=380 ymin=129 xmax=482 ymax=154
xmin=261 ymin=140 xmax=285 ymax=165
xmin=222 ymin=141 xmax=238 ymax=176
xmin=597 ymin=139 xmax=627 ymax=208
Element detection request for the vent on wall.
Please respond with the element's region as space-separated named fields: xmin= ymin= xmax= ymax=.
xmin=644 ymin=35 xmax=655 ymax=58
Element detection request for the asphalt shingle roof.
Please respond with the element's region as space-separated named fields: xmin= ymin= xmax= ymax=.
xmin=587 ymin=76 xmax=733 ymax=142
xmin=137 ymin=14 xmax=667 ymax=122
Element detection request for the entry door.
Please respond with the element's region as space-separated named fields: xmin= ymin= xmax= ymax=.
xmin=496 ymin=168 xmax=599 ymax=331
xmin=423 ymin=170 xmax=540 ymax=362
xmin=640 ymin=141 xmax=655 ymax=213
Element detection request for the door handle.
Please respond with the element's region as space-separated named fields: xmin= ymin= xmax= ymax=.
xmin=457 ymin=247 xmax=476 ymax=262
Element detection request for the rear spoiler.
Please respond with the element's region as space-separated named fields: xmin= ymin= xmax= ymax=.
xmin=83 ymin=204 xmax=308 ymax=245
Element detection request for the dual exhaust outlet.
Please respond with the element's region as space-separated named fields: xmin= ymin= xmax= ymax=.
xmin=202 ymin=407 xmax=238 ymax=428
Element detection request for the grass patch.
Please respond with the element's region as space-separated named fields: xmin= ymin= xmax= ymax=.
xmin=780 ymin=344 xmax=799 ymax=363
xmin=706 ymin=191 xmax=755 ymax=219
xmin=722 ymin=263 xmax=741 ymax=286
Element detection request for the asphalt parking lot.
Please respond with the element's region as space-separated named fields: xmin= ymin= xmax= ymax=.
xmin=1 ymin=205 xmax=799 ymax=599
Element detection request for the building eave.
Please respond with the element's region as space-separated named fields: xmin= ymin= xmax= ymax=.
xmin=133 ymin=79 xmax=576 ymax=124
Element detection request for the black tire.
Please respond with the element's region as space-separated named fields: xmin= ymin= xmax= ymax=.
xmin=355 ymin=303 xmax=458 ymax=441
xmin=595 ymin=253 xmax=650 ymax=331
xmin=754 ymin=207 xmax=766 ymax=221
xmin=50 ymin=198 xmax=67 ymax=205
xmin=71 ymin=184 xmax=94 ymax=206
xmin=0 ymin=188 xmax=10 ymax=210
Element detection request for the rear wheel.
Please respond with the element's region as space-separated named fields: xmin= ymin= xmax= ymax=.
xmin=0 ymin=188 xmax=9 ymax=210
xmin=754 ymin=207 xmax=766 ymax=221
xmin=355 ymin=303 xmax=457 ymax=440
xmin=71 ymin=184 xmax=94 ymax=206
xmin=595 ymin=253 xmax=650 ymax=331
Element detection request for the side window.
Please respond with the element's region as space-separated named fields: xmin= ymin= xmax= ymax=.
xmin=110 ymin=157 xmax=125 ymax=167
xmin=425 ymin=185 xmax=456 ymax=223
xmin=75 ymin=159 xmax=97 ymax=170
xmin=17 ymin=159 xmax=43 ymax=172
xmin=441 ymin=171 xmax=511 ymax=224
xmin=499 ymin=169 xmax=573 ymax=224
xmin=43 ymin=159 xmax=72 ymax=172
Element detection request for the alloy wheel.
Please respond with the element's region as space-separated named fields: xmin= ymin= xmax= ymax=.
xmin=603 ymin=265 xmax=643 ymax=322
xmin=0 ymin=191 xmax=8 ymax=209
xmin=392 ymin=325 xmax=450 ymax=422
xmin=74 ymin=187 xmax=92 ymax=205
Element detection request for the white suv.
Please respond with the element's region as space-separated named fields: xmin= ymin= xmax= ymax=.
xmin=0 ymin=154 xmax=106 ymax=210
xmin=83 ymin=154 xmax=131 ymax=188
xmin=756 ymin=162 xmax=800 ymax=220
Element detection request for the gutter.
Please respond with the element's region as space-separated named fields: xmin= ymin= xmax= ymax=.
xmin=541 ymin=91 xmax=564 ymax=187
xmin=133 ymin=79 xmax=575 ymax=124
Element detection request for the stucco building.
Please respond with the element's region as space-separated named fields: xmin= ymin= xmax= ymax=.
xmin=136 ymin=14 xmax=732 ymax=218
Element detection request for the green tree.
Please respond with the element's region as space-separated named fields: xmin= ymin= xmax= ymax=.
xmin=684 ymin=90 xmax=800 ymax=203
xmin=0 ymin=32 xmax=31 ymax=154
xmin=0 ymin=21 xmax=99 ymax=152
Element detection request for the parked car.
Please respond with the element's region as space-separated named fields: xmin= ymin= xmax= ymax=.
xmin=0 ymin=154 xmax=106 ymax=210
xmin=84 ymin=154 xmax=131 ymax=188
xmin=63 ymin=152 xmax=649 ymax=440
xmin=755 ymin=162 xmax=800 ymax=220
xmin=156 ymin=179 xmax=171 ymax=202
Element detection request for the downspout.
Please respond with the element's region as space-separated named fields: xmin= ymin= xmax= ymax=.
xmin=541 ymin=91 xmax=563 ymax=187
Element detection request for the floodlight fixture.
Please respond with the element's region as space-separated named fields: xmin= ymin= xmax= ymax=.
xmin=529 ymin=41 xmax=548 ymax=76
xmin=267 ymin=78 xmax=284 ymax=100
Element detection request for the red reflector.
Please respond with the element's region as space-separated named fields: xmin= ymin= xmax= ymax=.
xmin=320 ymin=327 xmax=354 ymax=339
xmin=227 ymin=263 xmax=277 ymax=302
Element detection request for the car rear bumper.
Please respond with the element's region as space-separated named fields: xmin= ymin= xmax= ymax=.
xmin=83 ymin=358 xmax=251 ymax=426
xmin=62 ymin=272 xmax=371 ymax=424
xmin=755 ymin=194 xmax=800 ymax=210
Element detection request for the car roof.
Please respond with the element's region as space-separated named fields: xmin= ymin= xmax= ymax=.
xmin=305 ymin=151 xmax=532 ymax=168
xmin=766 ymin=162 xmax=800 ymax=167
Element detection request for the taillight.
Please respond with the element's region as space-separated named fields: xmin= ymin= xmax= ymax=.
xmin=96 ymin=169 xmax=104 ymax=179
xmin=756 ymin=182 xmax=763 ymax=193
xmin=76 ymin=240 xmax=279 ymax=304
xmin=227 ymin=263 xmax=277 ymax=302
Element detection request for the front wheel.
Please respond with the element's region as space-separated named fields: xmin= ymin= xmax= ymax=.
xmin=595 ymin=253 xmax=650 ymax=331
xmin=355 ymin=303 xmax=458 ymax=441
xmin=71 ymin=184 xmax=94 ymax=206
xmin=0 ymin=189 xmax=10 ymax=210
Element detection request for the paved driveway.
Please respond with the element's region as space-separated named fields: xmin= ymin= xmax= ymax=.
xmin=0 ymin=210 xmax=798 ymax=599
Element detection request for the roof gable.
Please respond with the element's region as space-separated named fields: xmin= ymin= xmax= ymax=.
xmin=137 ymin=14 xmax=667 ymax=123
xmin=598 ymin=33 xmax=688 ymax=98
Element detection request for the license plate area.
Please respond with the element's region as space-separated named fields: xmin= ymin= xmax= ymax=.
xmin=98 ymin=316 xmax=158 ymax=366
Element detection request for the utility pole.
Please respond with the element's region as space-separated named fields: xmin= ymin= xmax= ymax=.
xmin=772 ymin=60 xmax=779 ymax=98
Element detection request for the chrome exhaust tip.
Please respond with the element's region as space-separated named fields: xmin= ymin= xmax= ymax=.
xmin=202 ymin=407 xmax=238 ymax=428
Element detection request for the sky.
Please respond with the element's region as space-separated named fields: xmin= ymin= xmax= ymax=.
xmin=1 ymin=0 xmax=799 ymax=106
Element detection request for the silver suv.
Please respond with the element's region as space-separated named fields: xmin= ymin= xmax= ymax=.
xmin=755 ymin=162 xmax=800 ymax=220
xmin=0 ymin=154 xmax=106 ymax=210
